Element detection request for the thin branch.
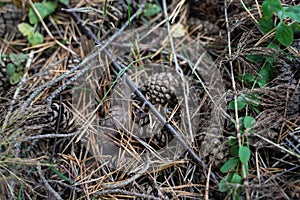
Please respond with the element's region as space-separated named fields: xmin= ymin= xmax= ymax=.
xmin=254 ymin=133 xmax=300 ymax=159
xmin=161 ymin=0 xmax=194 ymax=144
xmin=26 ymin=132 xmax=78 ymax=140
xmin=23 ymin=58 xmax=72 ymax=108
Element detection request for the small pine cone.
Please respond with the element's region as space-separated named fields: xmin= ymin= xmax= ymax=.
xmin=130 ymin=72 xmax=183 ymax=150
xmin=41 ymin=102 xmax=75 ymax=133
xmin=140 ymin=72 xmax=181 ymax=107
xmin=131 ymin=72 xmax=181 ymax=126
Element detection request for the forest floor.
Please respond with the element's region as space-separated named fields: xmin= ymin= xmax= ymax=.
xmin=0 ymin=0 xmax=299 ymax=199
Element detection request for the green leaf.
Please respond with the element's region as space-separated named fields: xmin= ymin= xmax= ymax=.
xmin=243 ymin=73 xmax=255 ymax=83
xmin=261 ymin=0 xmax=283 ymax=18
xmin=244 ymin=116 xmax=256 ymax=129
xmin=265 ymin=43 xmax=279 ymax=63
xmin=143 ymin=2 xmax=162 ymax=17
xmin=276 ymin=22 xmax=293 ymax=46
xmin=59 ymin=0 xmax=69 ymax=6
xmin=246 ymin=54 xmax=265 ymax=63
xmin=283 ymin=6 xmax=300 ymax=22
xmin=220 ymin=158 xmax=239 ymax=173
xmin=257 ymin=60 xmax=275 ymax=88
xmin=28 ymin=32 xmax=44 ymax=45
xmin=229 ymin=96 xmax=247 ymax=110
xmin=29 ymin=1 xmax=57 ymax=24
xmin=262 ymin=61 xmax=275 ymax=76
xmin=10 ymin=53 xmax=27 ymax=66
xmin=237 ymin=117 xmax=244 ymax=130
xmin=258 ymin=16 xmax=274 ymax=33
xmin=228 ymin=137 xmax=237 ymax=146
xmin=290 ymin=22 xmax=300 ymax=34
xmin=9 ymin=73 xmax=21 ymax=85
xmin=253 ymin=106 xmax=261 ymax=114
xmin=230 ymin=145 xmax=239 ymax=157
xmin=17 ymin=185 xmax=23 ymax=200
xmin=17 ymin=23 xmax=34 ymax=36
xmin=257 ymin=68 xmax=269 ymax=88
xmin=48 ymin=166 xmax=73 ymax=184
xmin=265 ymin=55 xmax=275 ymax=64
xmin=231 ymin=173 xmax=243 ymax=184
xmin=239 ymin=146 xmax=251 ymax=164
xmin=219 ymin=177 xmax=230 ymax=192
xmin=267 ymin=42 xmax=280 ymax=50
xmin=6 ymin=63 xmax=16 ymax=77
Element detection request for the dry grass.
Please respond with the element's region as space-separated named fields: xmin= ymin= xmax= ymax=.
xmin=0 ymin=0 xmax=299 ymax=199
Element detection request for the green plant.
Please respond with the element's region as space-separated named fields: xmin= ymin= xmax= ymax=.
xmin=219 ymin=2 xmax=298 ymax=197
xmin=142 ymin=2 xmax=162 ymax=17
xmin=219 ymin=115 xmax=256 ymax=199
xmin=222 ymin=92 xmax=258 ymax=199
xmin=241 ymin=0 xmax=300 ymax=88
xmin=242 ymin=43 xmax=278 ymax=88
xmin=18 ymin=22 xmax=44 ymax=46
xmin=17 ymin=0 xmax=68 ymax=46
xmin=228 ymin=93 xmax=260 ymax=114
xmin=259 ymin=0 xmax=300 ymax=46
xmin=5 ymin=53 xmax=27 ymax=84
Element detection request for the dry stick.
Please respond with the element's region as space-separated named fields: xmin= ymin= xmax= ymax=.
xmin=23 ymin=58 xmax=74 ymax=108
xmin=161 ymin=0 xmax=194 ymax=145
xmin=205 ymin=164 xmax=213 ymax=200
xmin=26 ymin=132 xmax=78 ymax=140
xmin=164 ymin=0 xmax=219 ymax=184
xmin=285 ymin=137 xmax=300 ymax=154
xmin=63 ymin=0 xmax=218 ymax=185
xmin=108 ymin=41 xmax=220 ymax=183
xmin=46 ymin=61 xmax=95 ymax=105
xmin=224 ymin=1 xmax=250 ymax=199
xmin=28 ymin=58 xmax=67 ymax=82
